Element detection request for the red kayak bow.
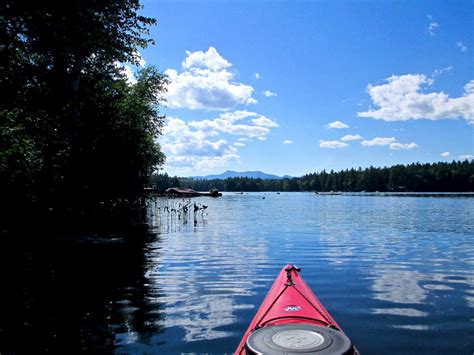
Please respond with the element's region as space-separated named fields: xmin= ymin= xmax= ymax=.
xmin=235 ymin=265 xmax=357 ymax=354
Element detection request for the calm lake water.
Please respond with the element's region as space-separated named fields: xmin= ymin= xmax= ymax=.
xmin=4 ymin=192 xmax=474 ymax=354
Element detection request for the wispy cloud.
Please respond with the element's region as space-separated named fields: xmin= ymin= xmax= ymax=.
xmin=431 ymin=66 xmax=452 ymax=78
xmin=255 ymin=73 xmax=261 ymax=80
xmin=251 ymin=115 xmax=279 ymax=128
xmin=165 ymin=47 xmax=257 ymax=110
xmin=319 ymin=140 xmax=348 ymax=148
xmin=263 ymin=90 xmax=277 ymax=97
xmin=440 ymin=152 xmax=450 ymax=157
xmin=361 ymin=137 xmax=396 ymax=146
xmin=340 ymin=134 xmax=363 ymax=141
xmin=428 ymin=15 xmax=439 ymax=36
xmin=456 ymin=41 xmax=468 ymax=52
xmin=358 ymin=75 xmax=474 ymax=124
xmin=283 ymin=140 xmax=293 ymax=144
xmin=389 ymin=142 xmax=418 ymax=150
xmin=326 ymin=120 xmax=349 ymax=129
xmin=361 ymin=137 xmax=418 ymax=150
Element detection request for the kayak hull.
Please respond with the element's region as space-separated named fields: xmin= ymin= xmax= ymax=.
xmin=235 ymin=265 xmax=357 ymax=354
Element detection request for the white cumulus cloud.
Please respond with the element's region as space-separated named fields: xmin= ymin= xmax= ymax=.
xmin=132 ymin=50 xmax=146 ymax=67
xmin=326 ymin=121 xmax=349 ymax=129
xmin=340 ymin=134 xmax=363 ymax=141
xmin=161 ymin=111 xmax=278 ymax=175
xmin=162 ymin=118 xmax=237 ymax=174
xmin=465 ymin=81 xmax=474 ymax=94
xmin=188 ymin=110 xmax=278 ymax=139
xmin=358 ymin=75 xmax=474 ymax=124
xmin=120 ymin=64 xmax=137 ymax=84
xmin=319 ymin=140 xmax=349 ymax=149
xmin=162 ymin=117 xmax=239 ymax=173
xmin=389 ymin=142 xmax=418 ymax=150
xmin=283 ymin=140 xmax=293 ymax=144
xmin=362 ymin=137 xmax=418 ymax=150
xmin=361 ymin=137 xmax=397 ymax=146
xmin=113 ymin=51 xmax=146 ymax=85
xmin=263 ymin=90 xmax=277 ymax=97
xmin=165 ymin=47 xmax=257 ymax=110
xmin=182 ymin=47 xmax=231 ymax=71
xmin=440 ymin=152 xmax=450 ymax=157
xmin=255 ymin=73 xmax=261 ymax=80
xmin=459 ymin=154 xmax=474 ymax=161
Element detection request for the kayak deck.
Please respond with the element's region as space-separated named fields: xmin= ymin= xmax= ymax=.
xmin=235 ymin=265 xmax=357 ymax=354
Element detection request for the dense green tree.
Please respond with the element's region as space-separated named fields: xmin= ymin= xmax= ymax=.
xmin=0 ymin=0 xmax=166 ymax=224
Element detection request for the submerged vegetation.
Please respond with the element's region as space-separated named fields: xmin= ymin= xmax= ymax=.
xmin=151 ymin=160 xmax=474 ymax=192
xmin=0 ymin=0 xmax=167 ymax=227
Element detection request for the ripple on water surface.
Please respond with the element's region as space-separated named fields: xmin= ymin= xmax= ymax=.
xmin=111 ymin=193 xmax=474 ymax=354
xmin=9 ymin=193 xmax=473 ymax=354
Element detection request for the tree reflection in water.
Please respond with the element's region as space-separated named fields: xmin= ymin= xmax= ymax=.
xmin=0 ymin=226 xmax=162 ymax=354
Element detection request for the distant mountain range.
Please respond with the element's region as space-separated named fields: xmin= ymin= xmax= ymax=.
xmin=189 ymin=170 xmax=292 ymax=180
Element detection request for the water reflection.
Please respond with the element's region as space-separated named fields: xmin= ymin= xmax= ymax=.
xmin=145 ymin=200 xmax=272 ymax=343
xmin=5 ymin=193 xmax=474 ymax=354
xmin=372 ymin=308 xmax=429 ymax=317
xmin=393 ymin=324 xmax=430 ymax=331
xmin=368 ymin=222 xmax=474 ymax=333
xmin=1 ymin=228 xmax=162 ymax=354
xmin=372 ymin=266 xmax=428 ymax=304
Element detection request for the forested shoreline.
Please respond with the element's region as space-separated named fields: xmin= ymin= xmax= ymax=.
xmin=151 ymin=160 xmax=474 ymax=192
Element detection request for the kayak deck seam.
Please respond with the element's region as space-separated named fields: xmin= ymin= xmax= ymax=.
xmin=292 ymin=283 xmax=337 ymax=330
xmin=252 ymin=284 xmax=290 ymax=331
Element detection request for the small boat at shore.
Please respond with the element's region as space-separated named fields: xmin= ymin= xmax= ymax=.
xmin=235 ymin=265 xmax=357 ymax=354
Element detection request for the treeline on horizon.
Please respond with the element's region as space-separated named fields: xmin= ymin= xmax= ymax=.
xmin=150 ymin=160 xmax=474 ymax=193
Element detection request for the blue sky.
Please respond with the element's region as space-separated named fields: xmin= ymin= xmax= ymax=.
xmin=133 ymin=0 xmax=473 ymax=177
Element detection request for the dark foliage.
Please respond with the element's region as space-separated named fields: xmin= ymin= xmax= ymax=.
xmin=0 ymin=0 xmax=166 ymax=227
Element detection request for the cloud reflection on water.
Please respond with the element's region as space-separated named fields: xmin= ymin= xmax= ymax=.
xmin=144 ymin=201 xmax=272 ymax=342
xmin=135 ymin=193 xmax=474 ymax=352
xmin=372 ymin=266 xmax=428 ymax=304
